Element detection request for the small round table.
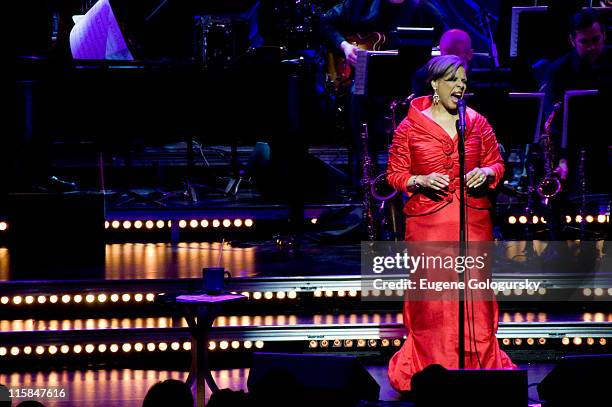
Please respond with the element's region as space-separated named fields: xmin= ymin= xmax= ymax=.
xmin=165 ymin=292 xmax=246 ymax=407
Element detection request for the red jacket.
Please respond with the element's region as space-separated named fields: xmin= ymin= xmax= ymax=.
xmin=387 ymin=96 xmax=504 ymax=216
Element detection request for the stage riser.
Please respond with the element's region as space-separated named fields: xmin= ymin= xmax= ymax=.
xmin=1 ymin=323 xmax=610 ymax=341
xmin=0 ymin=323 xmax=609 ymax=369
xmin=1 ymin=206 xmax=607 ymax=242
xmin=2 ymin=295 xmax=611 ymax=320
xmin=1 ymin=283 xmax=611 ymax=319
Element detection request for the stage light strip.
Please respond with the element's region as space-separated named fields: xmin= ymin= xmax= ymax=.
xmin=0 ymin=341 xmax=193 ymax=357
xmin=507 ymin=214 xmax=609 ymax=224
xmin=6 ymin=285 xmax=612 ymax=306
xmin=309 ymin=338 xmax=401 ymax=349
xmin=2 ymin=335 xmax=610 ymax=359
xmin=0 ymin=293 xmax=158 ymax=306
xmin=2 ymin=275 xmax=612 ymax=309
xmin=0 ymin=340 xmax=266 ymax=357
xmin=3 ymin=274 xmax=610 ymax=304
xmin=104 ymin=219 xmax=255 ymax=230
xmin=0 ymin=322 xmax=611 ymax=357
xmin=5 ymin=214 xmax=611 ymax=231
xmin=0 ymin=338 xmax=412 ymax=358
xmin=226 ymin=274 xmax=612 ymax=293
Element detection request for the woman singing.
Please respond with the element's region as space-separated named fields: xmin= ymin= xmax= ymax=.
xmin=386 ymin=55 xmax=515 ymax=391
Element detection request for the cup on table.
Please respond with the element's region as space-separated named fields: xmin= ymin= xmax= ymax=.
xmin=202 ymin=267 xmax=231 ymax=294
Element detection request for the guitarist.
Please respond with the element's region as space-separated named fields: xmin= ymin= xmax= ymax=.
xmin=320 ymin=0 xmax=448 ymax=189
xmin=321 ymin=0 xmax=448 ymax=67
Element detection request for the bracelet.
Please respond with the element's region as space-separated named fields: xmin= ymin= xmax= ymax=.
xmin=410 ymin=176 xmax=420 ymax=189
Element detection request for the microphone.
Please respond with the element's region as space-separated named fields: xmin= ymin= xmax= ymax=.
xmin=457 ymin=98 xmax=466 ymax=135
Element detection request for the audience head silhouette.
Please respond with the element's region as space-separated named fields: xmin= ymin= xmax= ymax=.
xmin=207 ymin=388 xmax=249 ymax=407
xmin=142 ymin=379 xmax=193 ymax=407
xmin=411 ymin=364 xmax=452 ymax=406
xmin=0 ymin=384 xmax=10 ymax=407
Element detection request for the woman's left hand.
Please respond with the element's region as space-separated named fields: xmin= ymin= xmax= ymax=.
xmin=465 ymin=167 xmax=493 ymax=188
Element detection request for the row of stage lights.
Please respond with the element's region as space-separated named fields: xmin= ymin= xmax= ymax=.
xmin=3 ymin=290 xmax=419 ymax=306
xmin=3 ymin=215 xmax=608 ymax=231
xmin=358 ymin=288 xmax=550 ymax=297
xmin=0 ymin=340 xmax=266 ymax=358
xmin=0 ymin=220 xmax=254 ymax=232
xmin=1 ymin=293 xmax=157 ymax=306
xmin=276 ymin=288 xmax=547 ymax=299
xmin=500 ymin=337 xmax=608 ymax=346
xmin=0 ymin=219 xmax=323 ymax=233
xmin=4 ymin=287 xmax=612 ymax=307
xmin=0 ymin=291 xmax=302 ymax=306
xmin=0 ymin=336 xmax=608 ymax=358
xmin=582 ymin=288 xmax=612 ymax=297
xmin=257 ymin=288 xmax=611 ymax=298
xmin=0 ymin=338 xmax=407 ymax=358
xmin=361 ymin=288 xmax=612 ymax=297
xmin=308 ymin=338 xmax=402 ymax=349
xmin=105 ymin=219 xmax=254 ymax=230
xmin=507 ymin=214 xmax=609 ymax=225
xmin=0 ymin=218 xmax=326 ymax=232
xmin=313 ymin=289 xmax=359 ymax=298
xmin=246 ymin=291 xmax=298 ymax=300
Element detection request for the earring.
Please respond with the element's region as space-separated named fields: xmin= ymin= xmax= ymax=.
xmin=432 ymin=89 xmax=440 ymax=105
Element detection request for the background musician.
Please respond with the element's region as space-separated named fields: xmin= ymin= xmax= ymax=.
xmin=320 ymin=0 xmax=448 ymax=190
xmin=320 ymin=0 xmax=448 ymax=67
xmin=411 ymin=28 xmax=475 ymax=97
xmin=543 ymin=8 xmax=611 ymax=196
xmin=543 ymin=8 xmax=610 ymax=117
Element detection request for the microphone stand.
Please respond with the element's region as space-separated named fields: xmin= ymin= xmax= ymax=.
xmin=480 ymin=10 xmax=500 ymax=68
xmin=456 ymin=99 xmax=467 ymax=369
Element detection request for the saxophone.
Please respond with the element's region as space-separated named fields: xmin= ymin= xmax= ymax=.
xmin=537 ymin=102 xmax=563 ymax=204
xmin=360 ymin=123 xmax=377 ymax=241
xmin=360 ymin=95 xmax=416 ymax=241
xmin=371 ymin=94 xmax=414 ymax=203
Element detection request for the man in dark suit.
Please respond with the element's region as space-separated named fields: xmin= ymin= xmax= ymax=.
xmin=543 ymin=8 xmax=610 ymax=195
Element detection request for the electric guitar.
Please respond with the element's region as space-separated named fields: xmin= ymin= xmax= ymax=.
xmin=327 ymin=32 xmax=387 ymax=94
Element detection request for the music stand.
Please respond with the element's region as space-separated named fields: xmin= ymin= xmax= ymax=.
xmin=508 ymin=92 xmax=546 ymax=143
xmin=509 ymin=6 xmax=549 ymax=61
xmin=562 ymin=89 xmax=608 ymax=197
xmin=391 ymin=26 xmax=435 ymax=49
xmin=355 ymin=27 xmax=434 ymax=98
xmin=561 ymin=89 xmax=599 ymax=150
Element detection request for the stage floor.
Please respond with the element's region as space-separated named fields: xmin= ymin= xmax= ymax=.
xmin=2 ymin=240 xmax=610 ymax=282
xmin=0 ymin=363 xmax=554 ymax=407
xmin=0 ymin=241 xmax=363 ymax=281
xmin=1 ymin=240 xmax=609 ymax=406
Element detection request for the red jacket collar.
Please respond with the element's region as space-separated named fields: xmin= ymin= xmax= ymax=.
xmin=407 ymin=96 xmax=474 ymax=141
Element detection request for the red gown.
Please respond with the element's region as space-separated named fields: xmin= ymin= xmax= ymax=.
xmin=385 ymin=96 xmax=516 ymax=392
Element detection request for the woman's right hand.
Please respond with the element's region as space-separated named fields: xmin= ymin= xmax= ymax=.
xmin=416 ymin=173 xmax=449 ymax=191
